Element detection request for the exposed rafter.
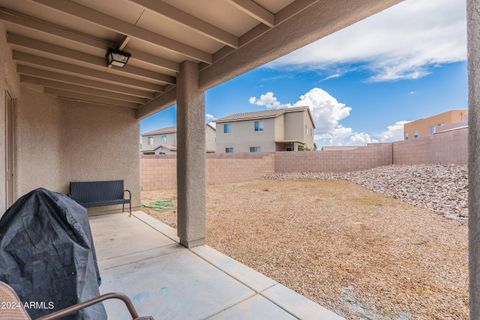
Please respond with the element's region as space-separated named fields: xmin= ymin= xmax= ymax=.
xmin=137 ymin=0 xmax=402 ymax=119
xmin=44 ymin=88 xmax=140 ymax=109
xmin=274 ymin=0 xmax=319 ymax=24
xmin=199 ymin=0 xmax=402 ymax=90
xmin=128 ymin=0 xmax=238 ymax=48
xmin=20 ymin=75 xmax=148 ymax=104
xmin=17 ymin=66 xmax=155 ymax=99
xmin=0 ymin=7 xmax=179 ymax=72
xmin=13 ymin=51 xmax=164 ymax=92
xmin=209 ymin=0 xmax=320 ymax=65
xmin=136 ymin=86 xmax=176 ymax=119
xmin=32 ymin=0 xmax=213 ymax=63
xmin=7 ymin=33 xmax=176 ymax=85
xmin=227 ymin=0 xmax=274 ymax=27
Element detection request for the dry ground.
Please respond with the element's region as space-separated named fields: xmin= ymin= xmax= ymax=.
xmin=142 ymin=179 xmax=468 ymax=320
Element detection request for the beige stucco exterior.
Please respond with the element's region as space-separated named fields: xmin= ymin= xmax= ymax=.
xmin=216 ymin=108 xmax=315 ymax=153
xmin=404 ymin=109 xmax=468 ymax=140
xmin=141 ymin=124 xmax=216 ymax=154
xmin=15 ymin=85 xmax=141 ymax=213
xmin=0 ymin=24 xmax=20 ymax=214
xmin=0 ymin=25 xmax=141 ymax=216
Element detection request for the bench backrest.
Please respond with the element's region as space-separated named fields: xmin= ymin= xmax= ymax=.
xmin=70 ymin=180 xmax=124 ymax=204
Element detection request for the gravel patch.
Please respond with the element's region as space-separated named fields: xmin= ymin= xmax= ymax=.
xmin=266 ymin=164 xmax=468 ymax=219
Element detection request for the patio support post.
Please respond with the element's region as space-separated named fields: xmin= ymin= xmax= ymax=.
xmin=176 ymin=60 xmax=206 ymax=248
xmin=469 ymin=0 xmax=480 ymax=317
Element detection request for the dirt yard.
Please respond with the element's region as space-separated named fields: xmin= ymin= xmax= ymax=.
xmin=142 ymin=179 xmax=468 ymax=320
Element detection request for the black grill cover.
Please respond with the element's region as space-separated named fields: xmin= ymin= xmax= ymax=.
xmin=0 ymin=188 xmax=106 ymax=319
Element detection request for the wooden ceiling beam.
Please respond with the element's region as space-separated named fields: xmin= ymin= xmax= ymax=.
xmin=0 ymin=7 xmax=180 ymax=72
xmin=200 ymin=0 xmax=402 ymax=90
xmin=20 ymin=75 xmax=149 ymax=104
xmin=226 ymin=0 xmax=274 ymax=27
xmin=8 ymin=33 xmax=176 ymax=85
xmin=128 ymin=0 xmax=238 ymax=48
xmin=13 ymin=51 xmax=164 ymax=92
xmin=17 ymin=65 xmax=155 ymax=99
xmin=32 ymin=0 xmax=212 ymax=63
xmin=44 ymin=88 xmax=140 ymax=109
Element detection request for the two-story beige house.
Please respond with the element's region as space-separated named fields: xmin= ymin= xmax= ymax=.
xmin=141 ymin=124 xmax=216 ymax=154
xmin=215 ymin=106 xmax=316 ymax=153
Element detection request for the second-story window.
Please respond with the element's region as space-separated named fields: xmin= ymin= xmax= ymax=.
xmin=148 ymin=137 xmax=154 ymax=145
xmin=225 ymin=147 xmax=234 ymax=153
xmin=254 ymin=120 xmax=264 ymax=131
xmin=161 ymin=135 xmax=167 ymax=143
xmin=224 ymin=123 xmax=232 ymax=134
xmin=414 ymin=129 xmax=419 ymax=140
xmin=250 ymin=146 xmax=261 ymax=153
xmin=405 ymin=132 xmax=409 ymax=140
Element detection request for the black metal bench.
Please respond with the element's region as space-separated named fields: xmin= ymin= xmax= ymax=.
xmin=69 ymin=180 xmax=132 ymax=215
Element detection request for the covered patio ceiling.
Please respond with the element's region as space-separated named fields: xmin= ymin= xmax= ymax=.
xmin=0 ymin=0 xmax=400 ymax=117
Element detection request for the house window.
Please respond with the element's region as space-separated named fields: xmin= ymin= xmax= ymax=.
xmin=250 ymin=146 xmax=261 ymax=153
xmin=438 ymin=122 xmax=444 ymax=127
xmin=305 ymin=124 xmax=308 ymax=134
xmin=254 ymin=120 xmax=264 ymax=131
xmin=414 ymin=129 xmax=419 ymax=140
xmin=161 ymin=135 xmax=167 ymax=143
xmin=405 ymin=132 xmax=409 ymax=140
xmin=224 ymin=123 xmax=232 ymax=133
xmin=225 ymin=147 xmax=234 ymax=153
xmin=430 ymin=126 xmax=436 ymax=136
xmin=148 ymin=137 xmax=154 ymax=145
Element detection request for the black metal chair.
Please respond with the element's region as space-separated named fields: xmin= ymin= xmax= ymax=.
xmin=69 ymin=180 xmax=132 ymax=215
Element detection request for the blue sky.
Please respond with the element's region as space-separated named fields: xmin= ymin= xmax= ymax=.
xmin=141 ymin=0 xmax=467 ymax=146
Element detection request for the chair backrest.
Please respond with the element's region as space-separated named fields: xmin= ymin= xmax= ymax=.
xmin=0 ymin=282 xmax=31 ymax=320
xmin=69 ymin=180 xmax=124 ymax=203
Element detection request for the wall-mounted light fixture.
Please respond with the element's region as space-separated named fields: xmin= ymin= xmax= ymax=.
xmin=106 ymin=48 xmax=131 ymax=68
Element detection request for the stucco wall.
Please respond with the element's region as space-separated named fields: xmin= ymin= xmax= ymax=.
xmin=216 ymin=118 xmax=276 ymax=153
xmin=0 ymin=23 xmax=20 ymax=214
xmin=16 ymin=86 xmax=64 ymax=195
xmin=142 ymin=131 xmax=176 ymax=148
xmin=404 ymin=110 xmax=468 ymax=140
xmin=60 ymin=99 xmax=141 ymax=210
xmin=284 ymin=111 xmax=305 ymax=142
xmin=142 ymin=125 xmax=216 ymax=153
xmin=205 ymin=125 xmax=216 ymax=152
xmin=15 ymin=85 xmax=141 ymax=212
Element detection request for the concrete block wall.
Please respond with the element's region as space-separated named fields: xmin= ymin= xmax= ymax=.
xmin=274 ymin=143 xmax=393 ymax=173
xmin=393 ymin=127 xmax=467 ymax=165
xmin=141 ymin=130 xmax=467 ymax=191
xmin=141 ymin=153 xmax=275 ymax=191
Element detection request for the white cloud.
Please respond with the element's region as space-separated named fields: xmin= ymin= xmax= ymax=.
xmin=270 ymin=0 xmax=466 ymax=81
xmin=378 ymin=121 xmax=410 ymax=142
xmin=249 ymin=92 xmax=291 ymax=109
xmin=206 ymin=113 xmax=216 ymax=121
xmin=249 ymin=88 xmax=409 ymax=147
xmin=292 ymin=88 xmax=351 ymax=134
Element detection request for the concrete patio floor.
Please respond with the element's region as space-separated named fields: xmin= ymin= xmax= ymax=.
xmin=89 ymin=212 xmax=343 ymax=320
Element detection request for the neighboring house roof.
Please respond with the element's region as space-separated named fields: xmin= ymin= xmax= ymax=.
xmin=142 ymin=143 xmax=177 ymax=152
xmin=142 ymin=124 xmax=216 ymax=137
xmin=215 ymin=106 xmax=316 ymax=128
xmin=142 ymin=126 xmax=176 ymax=136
